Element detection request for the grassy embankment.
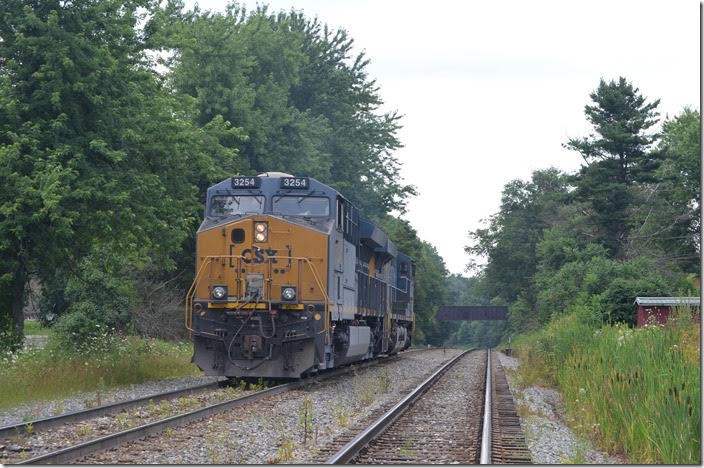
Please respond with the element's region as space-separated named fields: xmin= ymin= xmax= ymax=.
xmin=511 ymin=307 xmax=700 ymax=464
xmin=0 ymin=322 xmax=199 ymax=410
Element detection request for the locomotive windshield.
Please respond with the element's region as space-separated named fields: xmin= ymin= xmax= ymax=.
xmin=209 ymin=195 xmax=264 ymax=217
xmin=273 ymin=196 xmax=330 ymax=217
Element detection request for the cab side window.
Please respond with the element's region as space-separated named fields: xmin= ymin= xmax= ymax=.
xmin=336 ymin=198 xmax=345 ymax=231
xmin=399 ymin=262 xmax=408 ymax=277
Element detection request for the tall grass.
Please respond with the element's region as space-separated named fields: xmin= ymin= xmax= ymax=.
xmin=0 ymin=336 xmax=199 ymax=410
xmin=513 ymin=307 xmax=700 ymax=464
xmin=24 ymin=319 xmax=50 ymax=336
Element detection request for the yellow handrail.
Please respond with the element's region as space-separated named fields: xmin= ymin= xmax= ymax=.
xmin=185 ymin=255 xmax=331 ymax=344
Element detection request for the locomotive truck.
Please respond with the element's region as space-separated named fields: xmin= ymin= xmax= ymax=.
xmin=186 ymin=172 xmax=414 ymax=379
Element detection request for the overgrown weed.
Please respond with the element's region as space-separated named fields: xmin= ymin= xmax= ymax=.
xmin=514 ymin=306 xmax=700 ymax=464
xmin=333 ymin=404 xmax=352 ymax=428
xmin=0 ymin=336 xmax=198 ymax=409
xmin=298 ymin=398 xmax=314 ymax=444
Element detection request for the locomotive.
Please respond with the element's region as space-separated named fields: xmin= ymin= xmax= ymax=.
xmin=186 ymin=172 xmax=414 ymax=379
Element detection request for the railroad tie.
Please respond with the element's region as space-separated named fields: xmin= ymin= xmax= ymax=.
xmin=490 ymin=352 xmax=532 ymax=464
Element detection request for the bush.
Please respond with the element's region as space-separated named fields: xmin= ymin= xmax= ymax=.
xmin=36 ymin=273 xmax=69 ymax=326
xmin=509 ymin=295 xmax=543 ymax=332
xmin=512 ymin=307 xmax=596 ymax=386
xmin=592 ymin=274 xmax=672 ymax=325
xmin=534 ymin=254 xmax=690 ymax=327
xmin=131 ymin=279 xmax=189 ymax=341
xmin=0 ymin=318 xmax=22 ymax=354
xmin=53 ymin=250 xmax=135 ymax=353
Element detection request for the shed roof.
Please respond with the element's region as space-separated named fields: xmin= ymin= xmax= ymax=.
xmin=634 ymin=297 xmax=700 ymax=306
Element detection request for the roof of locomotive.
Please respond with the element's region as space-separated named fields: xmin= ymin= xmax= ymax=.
xmin=205 ymin=172 xmax=340 ymax=200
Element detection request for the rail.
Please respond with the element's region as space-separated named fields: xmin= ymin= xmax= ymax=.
xmin=325 ymin=348 xmax=473 ymax=464
xmin=185 ymin=255 xmax=331 ymax=343
xmin=480 ymin=349 xmax=492 ymax=464
xmin=0 ymin=380 xmax=224 ymax=440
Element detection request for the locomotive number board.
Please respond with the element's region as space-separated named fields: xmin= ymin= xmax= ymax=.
xmin=280 ymin=177 xmax=309 ymax=189
xmin=231 ymin=176 xmax=261 ymax=188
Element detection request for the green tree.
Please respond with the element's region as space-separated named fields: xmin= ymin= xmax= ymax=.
xmin=466 ymin=168 xmax=570 ymax=304
xmin=286 ymin=13 xmax=416 ymax=216
xmin=444 ymin=274 xmax=505 ymax=348
xmin=0 ymin=0 xmax=237 ymax=348
xmin=444 ymin=274 xmax=489 ymax=307
xmin=565 ymin=77 xmax=660 ymax=256
xmin=155 ymin=3 xmax=415 ymax=218
xmin=645 ymin=108 xmax=700 ymax=273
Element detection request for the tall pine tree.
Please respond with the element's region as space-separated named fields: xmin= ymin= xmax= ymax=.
xmin=565 ymin=77 xmax=660 ymax=257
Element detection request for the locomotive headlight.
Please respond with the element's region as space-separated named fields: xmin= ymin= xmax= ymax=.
xmin=212 ymin=286 xmax=227 ymax=300
xmin=281 ymin=287 xmax=296 ymax=301
xmin=254 ymin=222 xmax=268 ymax=243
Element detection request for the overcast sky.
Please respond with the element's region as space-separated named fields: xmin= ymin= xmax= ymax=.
xmin=186 ymin=0 xmax=700 ymax=274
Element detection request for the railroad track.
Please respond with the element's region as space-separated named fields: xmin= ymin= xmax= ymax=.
xmin=0 ymin=380 xmax=226 ymax=441
xmin=10 ymin=350 xmax=425 ymax=465
xmin=319 ymin=349 xmax=532 ymax=464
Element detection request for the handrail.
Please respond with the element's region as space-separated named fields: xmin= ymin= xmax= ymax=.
xmin=185 ymin=255 xmax=331 ymax=343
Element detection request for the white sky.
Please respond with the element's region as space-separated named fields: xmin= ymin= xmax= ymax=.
xmin=186 ymin=0 xmax=700 ymax=274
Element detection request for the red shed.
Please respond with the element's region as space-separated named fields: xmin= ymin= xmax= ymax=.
xmin=634 ymin=297 xmax=700 ymax=327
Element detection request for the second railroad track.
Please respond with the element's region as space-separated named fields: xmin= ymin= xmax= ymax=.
xmin=319 ymin=349 xmax=532 ymax=464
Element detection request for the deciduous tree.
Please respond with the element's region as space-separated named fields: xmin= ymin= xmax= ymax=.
xmin=0 ymin=0 xmax=237 ymax=348
xmin=155 ymin=3 xmax=415 ymax=218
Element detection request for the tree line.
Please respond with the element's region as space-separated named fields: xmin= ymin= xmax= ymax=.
xmin=459 ymin=77 xmax=699 ymax=342
xmin=0 ymin=0 xmax=453 ymax=351
xmin=2 ymin=2 xmax=696 ymax=352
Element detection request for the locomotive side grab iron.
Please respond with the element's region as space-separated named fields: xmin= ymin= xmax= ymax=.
xmin=186 ymin=172 xmax=414 ymax=379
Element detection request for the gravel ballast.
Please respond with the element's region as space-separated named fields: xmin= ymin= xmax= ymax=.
xmin=79 ymin=349 xmax=461 ymax=464
xmin=496 ymin=352 xmax=624 ymax=464
xmin=0 ymin=383 xmax=257 ymax=464
xmin=0 ymin=375 xmax=221 ymax=428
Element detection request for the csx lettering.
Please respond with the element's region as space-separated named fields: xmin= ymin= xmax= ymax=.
xmin=239 ymin=248 xmax=278 ymax=264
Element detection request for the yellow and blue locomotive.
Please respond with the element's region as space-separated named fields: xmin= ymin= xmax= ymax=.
xmin=186 ymin=172 xmax=414 ymax=379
